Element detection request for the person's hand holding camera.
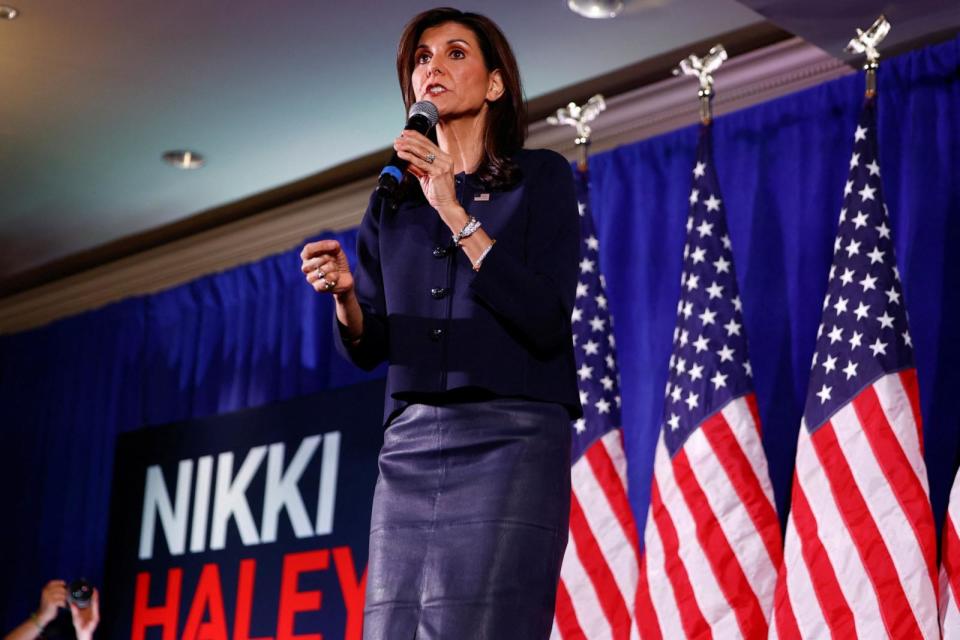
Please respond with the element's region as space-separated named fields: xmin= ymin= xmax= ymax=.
xmin=4 ymin=579 xmax=100 ymax=640
xmin=35 ymin=580 xmax=68 ymax=628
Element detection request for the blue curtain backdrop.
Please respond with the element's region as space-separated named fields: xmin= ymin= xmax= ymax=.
xmin=1 ymin=33 xmax=958 ymax=630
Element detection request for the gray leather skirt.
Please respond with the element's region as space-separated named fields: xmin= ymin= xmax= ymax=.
xmin=362 ymin=397 xmax=572 ymax=639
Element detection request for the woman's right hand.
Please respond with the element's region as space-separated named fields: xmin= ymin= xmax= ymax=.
xmin=36 ymin=580 xmax=68 ymax=626
xmin=300 ymin=239 xmax=354 ymax=298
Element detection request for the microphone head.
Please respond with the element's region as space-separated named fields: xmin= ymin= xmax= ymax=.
xmin=409 ymin=100 xmax=439 ymax=127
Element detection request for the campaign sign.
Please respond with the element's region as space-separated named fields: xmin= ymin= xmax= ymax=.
xmin=101 ymin=379 xmax=386 ymax=640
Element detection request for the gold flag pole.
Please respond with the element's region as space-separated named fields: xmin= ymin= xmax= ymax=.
xmin=845 ymin=15 xmax=891 ymax=98
xmin=546 ymin=94 xmax=606 ymax=172
xmin=673 ymin=45 xmax=728 ymax=125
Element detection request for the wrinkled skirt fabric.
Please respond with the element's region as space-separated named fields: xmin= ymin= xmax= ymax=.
xmin=362 ymin=398 xmax=572 ymax=640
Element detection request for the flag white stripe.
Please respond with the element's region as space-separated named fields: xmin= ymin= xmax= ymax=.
xmin=780 ymin=512 xmax=831 ymax=639
xmin=830 ymin=398 xmax=938 ymax=636
xmin=601 ymin=429 xmax=629 ymax=491
xmin=720 ymin=399 xmax=778 ymax=507
xmin=572 ymin=456 xmax=639 ymax=612
xmin=643 ymin=501 xmax=685 ymax=638
xmin=873 ymin=373 xmax=929 ymax=494
xmin=941 ymin=566 xmax=960 ymax=639
xmin=943 ymin=596 xmax=960 ymax=639
xmin=558 ymin=532 xmax=612 ymax=638
xmin=685 ymin=426 xmax=776 ymax=618
xmin=794 ymin=424 xmax=886 ymax=638
xmin=655 ymin=436 xmax=741 ymax=638
xmin=950 ymin=484 xmax=960 ymax=537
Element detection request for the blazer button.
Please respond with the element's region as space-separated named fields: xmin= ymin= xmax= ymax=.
xmin=430 ymin=287 xmax=450 ymax=299
xmin=432 ymin=246 xmax=448 ymax=258
xmin=430 ymin=328 xmax=444 ymax=341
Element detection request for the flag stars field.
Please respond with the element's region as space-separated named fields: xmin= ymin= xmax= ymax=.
xmin=800 ymin=116 xmax=913 ymax=425
xmin=660 ymin=153 xmax=756 ymax=442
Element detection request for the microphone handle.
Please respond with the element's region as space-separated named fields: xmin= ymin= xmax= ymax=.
xmin=377 ymin=113 xmax=435 ymax=198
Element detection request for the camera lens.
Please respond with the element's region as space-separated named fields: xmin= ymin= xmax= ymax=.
xmin=68 ymin=579 xmax=93 ymax=609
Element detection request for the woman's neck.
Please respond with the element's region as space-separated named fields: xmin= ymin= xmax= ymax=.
xmin=436 ymin=106 xmax=487 ymax=175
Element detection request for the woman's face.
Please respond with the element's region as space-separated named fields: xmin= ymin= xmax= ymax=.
xmin=411 ymin=21 xmax=503 ymax=119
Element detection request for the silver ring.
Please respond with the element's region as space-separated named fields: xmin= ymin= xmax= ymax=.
xmin=315 ymin=267 xmax=324 ymax=279
xmin=426 ymin=153 xmax=436 ymax=164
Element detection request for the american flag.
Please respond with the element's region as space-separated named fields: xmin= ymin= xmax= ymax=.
xmin=633 ymin=125 xmax=782 ymax=639
xmin=551 ymin=166 xmax=643 ymax=639
xmin=771 ymin=98 xmax=939 ymax=638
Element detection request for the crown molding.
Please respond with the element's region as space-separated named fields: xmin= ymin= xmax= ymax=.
xmin=0 ymin=37 xmax=849 ymax=335
xmin=526 ymin=37 xmax=851 ymax=155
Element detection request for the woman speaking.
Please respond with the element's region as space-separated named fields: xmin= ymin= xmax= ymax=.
xmin=300 ymin=7 xmax=582 ymax=638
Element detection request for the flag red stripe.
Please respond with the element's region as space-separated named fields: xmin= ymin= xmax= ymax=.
xmin=672 ymin=449 xmax=766 ymax=638
xmin=772 ymin=563 xmax=802 ymax=640
xmin=944 ymin=517 xmax=960 ymax=612
xmin=851 ymin=383 xmax=938 ymax=591
xmin=634 ymin=554 xmax=663 ymax=640
xmin=810 ymin=422 xmax=923 ymax=639
xmin=585 ymin=441 xmax=641 ymax=558
xmin=898 ymin=369 xmax=924 ymax=454
xmin=784 ymin=481 xmax=855 ymax=635
xmin=745 ymin=393 xmax=763 ymax=437
xmin=650 ymin=481 xmax=711 ymax=639
xmin=569 ymin=492 xmax=632 ymax=639
xmin=700 ymin=411 xmax=782 ymax=569
xmin=554 ymin=578 xmax=585 ymax=640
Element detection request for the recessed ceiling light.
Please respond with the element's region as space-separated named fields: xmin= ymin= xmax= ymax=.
xmin=162 ymin=150 xmax=205 ymax=169
xmin=0 ymin=5 xmax=20 ymax=20
xmin=567 ymin=0 xmax=623 ymax=19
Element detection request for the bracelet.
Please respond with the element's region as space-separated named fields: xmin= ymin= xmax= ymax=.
xmin=472 ymin=239 xmax=496 ymax=272
xmin=30 ymin=612 xmax=44 ymax=631
xmin=452 ymin=216 xmax=482 ymax=246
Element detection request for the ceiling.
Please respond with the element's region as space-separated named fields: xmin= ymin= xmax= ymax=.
xmin=739 ymin=0 xmax=960 ymax=61
xmin=0 ymin=0 xmax=954 ymax=296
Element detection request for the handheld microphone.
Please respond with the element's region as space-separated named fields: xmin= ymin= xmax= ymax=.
xmin=377 ymin=100 xmax=440 ymax=198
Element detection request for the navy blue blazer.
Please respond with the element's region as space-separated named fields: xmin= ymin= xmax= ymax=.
xmin=335 ymin=148 xmax=583 ymax=425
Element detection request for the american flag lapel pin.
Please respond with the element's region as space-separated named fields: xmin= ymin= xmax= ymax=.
xmin=474 ymin=193 xmax=490 ymax=202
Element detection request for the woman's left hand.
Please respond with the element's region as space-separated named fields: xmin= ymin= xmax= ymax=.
xmin=393 ymin=130 xmax=458 ymax=212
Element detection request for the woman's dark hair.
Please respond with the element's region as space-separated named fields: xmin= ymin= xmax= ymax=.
xmin=396 ymin=8 xmax=526 ymax=191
